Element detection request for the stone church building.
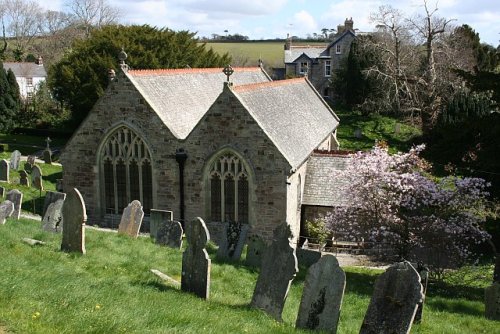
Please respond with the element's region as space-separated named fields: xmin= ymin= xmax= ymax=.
xmin=61 ymin=58 xmax=340 ymax=243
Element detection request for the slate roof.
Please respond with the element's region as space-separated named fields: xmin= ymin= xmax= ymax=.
xmin=233 ymin=78 xmax=339 ymax=169
xmin=302 ymin=153 xmax=352 ymax=207
xmin=3 ymin=62 xmax=47 ymax=78
xmin=284 ymin=46 xmax=326 ymax=63
xmin=126 ymin=67 xmax=271 ymax=139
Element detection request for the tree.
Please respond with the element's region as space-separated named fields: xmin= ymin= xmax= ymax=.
xmin=324 ymin=144 xmax=492 ymax=272
xmin=65 ymin=0 xmax=121 ymax=38
xmin=0 ymin=59 xmax=20 ymax=132
xmin=49 ymin=25 xmax=231 ymax=127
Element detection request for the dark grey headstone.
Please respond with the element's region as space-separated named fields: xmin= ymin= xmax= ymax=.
xmin=0 ymin=200 xmax=15 ymax=224
xmin=149 ymin=209 xmax=173 ymax=239
xmin=157 ymin=220 xmax=183 ymax=249
xmin=0 ymin=186 xmax=4 ymax=198
xmin=297 ymin=248 xmax=322 ymax=268
xmin=42 ymin=191 xmax=66 ymax=218
xmin=181 ymin=217 xmax=211 ymax=299
xmin=41 ymin=199 xmax=64 ymax=233
xmin=19 ymin=170 xmax=29 ymax=186
xmin=360 ymin=261 xmax=423 ymax=334
xmin=296 ymin=255 xmax=346 ymax=332
xmin=217 ymin=222 xmax=249 ymax=261
xmin=56 ymin=179 xmax=64 ymax=192
xmin=31 ymin=165 xmax=43 ymax=190
xmin=24 ymin=161 xmax=33 ymax=173
xmin=117 ymin=200 xmax=144 ymax=238
xmin=250 ymin=223 xmax=298 ymax=321
xmin=245 ymin=234 xmax=266 ymax=267
xmin=0 ymin=159 xmax=9 ymax=182
xmin=6 ymin=189 xmax=22 ymax=220
xmin=61 ymin=188 xmax=86 ymax=254
xmin=485 ymin=282 xmax=500 ymax=320
xmin=10 ymin=150 xmax=21 ymax=170
xmin=43 ymin=149 xmax=52 ymax=164
xmin=27 ymin=155 xmax=36 ymax=165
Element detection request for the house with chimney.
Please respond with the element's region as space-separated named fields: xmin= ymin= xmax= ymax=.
xmin=3 ymin=56 xmax=47 ymax=100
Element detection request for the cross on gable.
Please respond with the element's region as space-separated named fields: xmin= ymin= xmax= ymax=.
xmin=222 ymin=65 xmax=234 ymax=82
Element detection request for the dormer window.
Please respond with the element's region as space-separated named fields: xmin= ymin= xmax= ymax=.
xmin=325 ymin=60 xmax=331 ymax=77
xmin=336 ymin=44 xmax=341 ymax=54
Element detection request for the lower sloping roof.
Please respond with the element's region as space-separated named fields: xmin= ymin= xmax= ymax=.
xmin=3 ymin=62 xmax=47 ymax=78
xmin=302 ymin=153 xmax=351 ymax=207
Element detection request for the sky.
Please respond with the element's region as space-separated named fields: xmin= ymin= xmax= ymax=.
xmin=40 ymin=0 xmax=499 ymax=46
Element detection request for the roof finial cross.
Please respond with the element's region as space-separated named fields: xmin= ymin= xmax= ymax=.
xmin=223 ymin=65 xmax=234 ymax=82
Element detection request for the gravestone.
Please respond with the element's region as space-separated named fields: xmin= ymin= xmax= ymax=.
xmin=60 ymin=188 xmax=86 ymax=254
xmin=413 ymin=263 xmax=429 ymax=323
xmin=56 ymin=179 xmax=64 ymax=192
xmin=250 ymin=223 xmax=298 ymax=321
xmin=0 ymin=200 xmax=15 ymax=224
xmin=485 ymin=282 xmax=500 ymax=320
xmin=360 ymin=261 xmax=423 ymax=334
xmin=0 ymin=186 xmax=4 ymax=198
xmin=24 ymin=156 xmax=35 ymax=173
xmin=0 ymin=159 xmax=9 ymax=182
xmin=43 ymin=149 xmax=52 ymax=164
xmin=6 ymin=189 xmax=22 ymax=220
xmin=31 ymin=165 xmax=43 ymax=190
xmin=117 ymin=200 xmax=144 ymax=238
xmin=10 ymin=150 xmax=21 ymax=170
xmin=19 ymin=170 xmax=29 ymax=186
xmin=156 ymin=220 xmax=183 ymax=249
xmin=245 ymin=234 xmax=266 ymax=267
xmin=181 ymin=217 xmax=211 ymax=299
xmin=41 ymin=199 xmax=64 ymax=233
xmin=149 ymin=209 xmax=173 ymax=239
xmin=354 ymin=128 xmax=363 ymax=139
xmin=296 ymin=254 xmax=346 ymax=332
xmin=27 ymin=155 xmax=36 ymax=165
xmin=217 ymin=221 xmax=249 ymax=261
xmin=42 ymin=191 xmax=67 ymax=218
xmin=395 ymin=123 xmax=402 ymax=134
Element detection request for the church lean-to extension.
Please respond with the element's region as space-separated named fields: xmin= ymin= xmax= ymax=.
xmin=60 ymin=57 xmax=340 ymax=244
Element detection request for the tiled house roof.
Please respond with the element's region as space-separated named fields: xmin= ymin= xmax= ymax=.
xmin=233 ymin=78 xmax=339 ymax=169
xmin=126 ymin=67 xmax=271 ymax=139
xmin=3 ymin=62 xmax=47 ymax=77
xmin=284 ymin=46 xmax=326 ymax=63
xmin=303 ymin=153 xmax=351 ymax=207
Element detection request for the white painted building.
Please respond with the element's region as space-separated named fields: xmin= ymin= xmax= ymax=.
xmin=3 ymin=56 xmax=47 ymax=100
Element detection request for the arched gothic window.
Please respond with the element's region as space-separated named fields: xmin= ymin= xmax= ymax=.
xmin=101 ymin=126 xmax=153 ymax=214
xmin=208 ymin=152 xmax=249 ymax=224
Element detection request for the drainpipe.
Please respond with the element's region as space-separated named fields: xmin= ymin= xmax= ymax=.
xmin=175 ymin=148 xmax=188 ymax=227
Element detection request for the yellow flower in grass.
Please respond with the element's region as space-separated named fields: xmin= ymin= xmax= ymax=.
xmin=32 ymin=311 xmax=41 ymax=320
xmin=95 ymin=304 xmax=102 ymax=310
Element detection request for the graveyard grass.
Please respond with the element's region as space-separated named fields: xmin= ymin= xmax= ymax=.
xmin=0 ymin=220 xmax=497 ymax=333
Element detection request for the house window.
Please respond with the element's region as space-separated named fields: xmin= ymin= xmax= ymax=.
xmin=299 ymin=62 xmax=308 ymax=74
xmin=325 ymin=60 xmax=331 ymax=77
xmin=208 ymin=152 xmax=249 ymax=223
xmin=336 ymin=44 xmax=341 ymax=54
xmin=101 ymin=126 xmax=153 ymax=214
xmin=26 ymin=77 xmax=33 ymax=86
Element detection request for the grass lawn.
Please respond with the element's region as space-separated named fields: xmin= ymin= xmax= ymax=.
xmin=0 ymin=134 xmax=67 ymax=157
xmin=0 ymin=218 xmax=496 ymax=333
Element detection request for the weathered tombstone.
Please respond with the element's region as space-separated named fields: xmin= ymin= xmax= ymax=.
xmin=0 ymin=200 xmax=15 ymax=224
xmin=27 ymin=155 xmax=36 ymax=165
xmin=149 ymin=209 xmax=173 ymax=239
xmin=157 ymin=220 xmax=183 ymax=249
xmin=0 ymin=186 xmax=4 ymax=198
xmin=41 ymin=199 xmax=64 ymax=233
xmin=19 ymin=170 xmax=29 ymax=186
xmin=250 ymin=223 xmax=298 ymax=321
xmin=0 ymin=159 xmax=9 ymax=182
xmin=6 ymin=189 xmax=22 ymax=220
xmin=24 ymin=156 xmax=35 ymax=173
xmin=245 ymin=234 xmax=266 ymax=267
xmin=354 ymin=128 xmax=362 ymax=139
xmin=43 ymin=149 xmax=52 ymax=164
xmin=217 ymin=221 xmax=249 ymax=261
xmin=60 ymin=188 xmax=86 ymax=254
xmin=56 ymin=179 xmax=64 ymax=192
xmin=31 ymin=165 xmax=43 ymax=190
xmin=10 ymin=150 xmax=21 ymax=170
xmin=395 ymin=123 xmax=402 ymax=134
xmin=181 ymin=217 xmax=211 ymax=299
xmin=485 ymin=282 xmax=500 ymax=320
xmin=117 ymin=200 xmax=144 ymax=238
xmin=42 ymin=191 xmax=66 ymax=218
xmin=360 ymin=261 xmax=423 ymax=334
xmin=296 ymin=254 xmax=346 ymax=332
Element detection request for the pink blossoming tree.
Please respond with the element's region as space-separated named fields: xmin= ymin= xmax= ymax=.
xmin=324 ymin=144 xmax=491 ymax=270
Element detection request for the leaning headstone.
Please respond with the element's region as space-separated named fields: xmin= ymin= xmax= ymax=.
xmin=10 ymin=150 xmax=21 ymax=170
xmin=31 ymin=165 xmax=43 ymax=190
xmin=19 ymin=170 xmax=29 ymax=186
xmin=157 ymin=220 xmax=183 ymax=249
xmin=245 ymin=234 xmax=266 ymax=267
xmin=42 ymin=191 xmax=66 ymax=218
xmin=43 ymin=149 xmax=52 ymax=164
xmin=6 ymin=189 xmax=22 ymax=220
xmin=250 ymin=223 xmax=298 ymax=321
xmin=41 ymin=199 xmax=64 ymax=233
xmin=0 ymin=159 xmax=9 ymax=182
xmin=117 ymin=200 xmax=144 ymax=238
xmin=217 ymin=221 xmax=249 ymax=261
xmin=60 ymin=188 xmax=86 ymax=254
xmin=149 ymin=209 xmax=173 ymax=239
xmin=181 ymin=217 xmax=211 ymax=299
xmin=0 ymin=200 xmax=15 ymax=224
xmin=360 ymin=261 xmax=423 ymax=334
xmin=485 ymin=282 xmax=500 ymax=320
xmin=296 ymin=254 xmax=346 ymax=332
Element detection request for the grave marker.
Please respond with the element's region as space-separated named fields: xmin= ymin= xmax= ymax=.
xmin=0 ymin=200 xmax=14 ymax=224
xmin=19 ymin=170 xmax=29 ymax=186
xmin=217 ymin=221 xmax=249 ymax=261
xmin=6 ymin=189 xmax=22 ymax=220
xmin=156 ymin=220 xmax=183 ymax=249
xmin=117 ymin=200 xmax=144 ymax=238
xmin=31 ymin=165 xmax=43 ymax=190
xmin=245 ymin=234 xmax=266 ymax=267
xmin=60 ymin=188 xmax=86 ymax=254
xmin=150 ymin=209 xmax=173 ymax=239
xmin=10 ymin=150 xmax=21 ymax=170
xmin=42 ymin=199 xmax=64 ymax=233
xmin=0 ymin=159 xmax=9 ymax=182
xmin=0 ymin=186 xmax=4 ymax=198
xmin=42 ymin=191 xmax=66 ymax=218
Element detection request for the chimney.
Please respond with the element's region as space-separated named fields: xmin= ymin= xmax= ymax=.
xmin=284 ymin=33 xmax=291 ymax=50
xmin=345 ymin=17 xmax=354 ymax=31
xmin=36 ymin=56 xmax=43 ymax=66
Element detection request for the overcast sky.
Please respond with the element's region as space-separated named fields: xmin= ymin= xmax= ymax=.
xmin=40 ymin=0 xmax=499 ymax=46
